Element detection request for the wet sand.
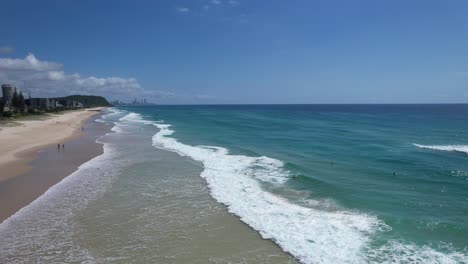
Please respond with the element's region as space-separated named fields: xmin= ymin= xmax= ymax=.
xmin=0 ymin=110 xmax=299 ymax=263
xmin=0 ymin=109 xmax=104 ymax=182
xmin=74 ymin=121 xmax=299 ymax=263
xmin=0 ymin=116 xmax=110 ymax=223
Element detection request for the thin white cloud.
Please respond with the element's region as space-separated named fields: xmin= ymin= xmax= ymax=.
xmin=0 ymin=54 xmax=225 ymax=103
xmin=0 ymin=53 xmax=61 ymax=71
xmin=203 ymin=0 xmax=239 ymax=13
xmin=176 ymin=7 xmax=190 ymax=13
xmin=0 ymin=53 xmax=169 ymax=101
xmin=0 ymin=46 xmax=14 ymax=54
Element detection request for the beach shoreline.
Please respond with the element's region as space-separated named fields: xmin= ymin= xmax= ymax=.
xmin=0 ymin=108 xmax=105 ymax=182
xmin=0 ymin=109 xmax=109 ymax=223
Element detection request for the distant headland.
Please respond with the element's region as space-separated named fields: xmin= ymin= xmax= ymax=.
xmin=1 ymin=83 xmax=111 ymax=119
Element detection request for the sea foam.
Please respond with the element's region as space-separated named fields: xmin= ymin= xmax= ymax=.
xmin=413 ymin=144 xmax=468 ymax=155
xmin=0 ymin=144 xmax=119 ymax=263
xmin=151 ymin=121 xmax=384 ymax=263
xmin=147 ymin=117 xmax=468 ymax=264
xmin=0 ymin=108 xmax=127 ymax=263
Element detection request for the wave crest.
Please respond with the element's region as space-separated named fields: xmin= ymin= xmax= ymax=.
xmin=152 ymin=122 xmax=386 ymax=263
xmin=413 ymin=144 xmax=468 ymax=154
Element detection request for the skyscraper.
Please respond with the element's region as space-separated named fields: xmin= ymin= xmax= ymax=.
xmin=2 ymin=84 xmax=13 ymax=106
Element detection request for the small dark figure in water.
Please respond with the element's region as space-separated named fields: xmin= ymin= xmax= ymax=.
xmin=331 ymin=161 xmax=334 ymax=166
xmin=57 ymin=144 xmax=60 ymax=151
xmin=393 ymin=172 xmax=397 ymax=176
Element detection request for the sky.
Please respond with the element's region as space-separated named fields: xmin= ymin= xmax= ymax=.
xmin=0 ymin=0 xmax=467 ymax=104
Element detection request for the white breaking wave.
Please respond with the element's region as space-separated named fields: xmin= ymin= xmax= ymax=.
xmin=118 ymin=112 xmax=142 ymax=122
xmin=118 ymin=112 xmax=154 ymax=125
xmin=0 ymin=145 xmax=120 ymax=263
xmin=152 ymin=122 xmax=385 ymax=263
xmin=367 ymin=241 xmax=468 ymax=264
xmin=0 ymin=108 xmax=128 ymax=263
xmin=95 ymin=108 xmax=126 ymax=125
xmin=151 ymin=120 xmax=468 ymax=264
xmin=6 ymin=107 xmax=462 ymax=263
xmin=413 ymin=144 xmax=468 ymax=155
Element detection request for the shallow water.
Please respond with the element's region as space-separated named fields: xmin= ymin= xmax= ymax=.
xmin=130 ymin=104 xmax=468 ymax=263
xmin=1 ymin=105 xmax=467 ymax=264
xmin=0 ymin=108 xmax=296 ymax=263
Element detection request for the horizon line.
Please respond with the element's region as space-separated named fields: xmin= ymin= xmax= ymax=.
xmin=115 ymin=102 xmax=468 ymax=106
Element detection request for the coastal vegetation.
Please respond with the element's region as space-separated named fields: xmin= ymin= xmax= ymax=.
xmin=55 ymin=95 xmax=112 ymax=108
xmin=1 ymin=94 xmax=110 ymax=120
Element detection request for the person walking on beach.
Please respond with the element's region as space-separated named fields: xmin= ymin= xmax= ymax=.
xmin=62 ymin=144 xmax=65 ymax=150
xmin=57 ymin=144 xmax=60 ymax=152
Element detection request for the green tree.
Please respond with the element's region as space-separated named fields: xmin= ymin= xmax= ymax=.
xmin=18 ymin=92 xmax=25 ymax=112
xmin=11 ymin=89 xmax=19 ymax=110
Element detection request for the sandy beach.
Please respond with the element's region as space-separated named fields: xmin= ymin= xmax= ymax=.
xmin=0 ymin=109 xmax=108 ymax=222
xmin=0 ymin=109 xmax=104 ymax=182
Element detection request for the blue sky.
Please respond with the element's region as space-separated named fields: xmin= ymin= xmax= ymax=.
xmin=0 ymin=0 xmax=467 ymax=104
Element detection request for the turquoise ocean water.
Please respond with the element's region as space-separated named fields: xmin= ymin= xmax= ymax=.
xmin=130 ymin=104 xmax=468 ymax=263
xmin=0 ymin=104 xmax=467 ymax=263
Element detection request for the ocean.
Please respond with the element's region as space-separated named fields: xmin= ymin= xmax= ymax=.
xmin=1 ymin=104 xmax=467 ymax=263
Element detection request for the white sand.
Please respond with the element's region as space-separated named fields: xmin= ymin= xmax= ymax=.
xmin=0 ymin=108 xmax=103 ymax=181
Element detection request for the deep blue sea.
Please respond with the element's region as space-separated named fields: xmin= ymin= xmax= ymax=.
xmin=1 ymin=104 xmax=467 ymax=264
xmin=127 ymin=104 xmax=468 ymax=263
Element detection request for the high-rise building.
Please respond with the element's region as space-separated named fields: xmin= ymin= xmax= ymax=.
xmin=2 ymin=84 xmax=13 ymax=106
